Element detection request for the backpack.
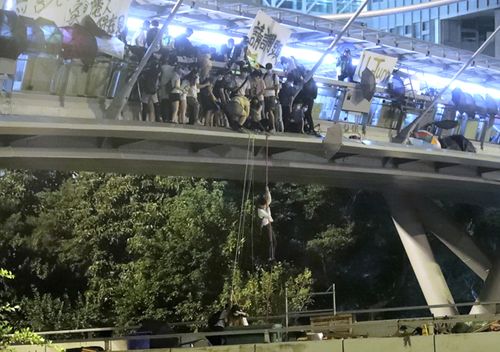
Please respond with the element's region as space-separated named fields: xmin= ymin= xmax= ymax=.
xmin=141 ymin=62 xmax=161 ymax=95
xmin=290 ymin=106 xmax=304 ymax=124
xmin=208 ymin=310 xmax=222 ymax=327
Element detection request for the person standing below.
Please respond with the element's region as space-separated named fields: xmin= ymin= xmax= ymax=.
xmin=263 ymin=63 xmax=280 ymax=132
xmin=257 ymin=186 xmax=276 ymax=261
xmin=207 ymin=304 xmax=230 ymax=346
xmin=228 ymin=305 xmax=249 ymax=327
xmin=134 ymin=20 xmax=150 ymax=47
xmin=337 ymin=48 xmax=354 ymax=82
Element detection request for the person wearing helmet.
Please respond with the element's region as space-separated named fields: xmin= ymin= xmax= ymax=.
xmin=337 ymin=48 xmax=355 ymax=82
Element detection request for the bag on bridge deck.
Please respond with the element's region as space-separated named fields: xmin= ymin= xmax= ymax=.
xmin=439 ymin=135 xmax=476 ymax=153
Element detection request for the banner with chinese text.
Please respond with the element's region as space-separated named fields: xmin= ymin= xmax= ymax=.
xmin=16 ymin=0 xmax=131 ymax=34
xmin=247 ymin=10 xmax=292 ymax=67
xmin=354 ymin=51 xmax=398 ymax=85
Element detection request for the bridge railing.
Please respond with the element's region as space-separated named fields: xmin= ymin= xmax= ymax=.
xmin=4 ymin=54 xmax=500 ymax=146
xmin=11 ymin=55 xmax=138 ymax=99
xmin=22 ymin=300 xmax=500 ymax=346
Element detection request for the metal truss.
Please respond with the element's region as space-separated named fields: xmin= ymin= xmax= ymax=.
xmin=178 ymin=0 xmax=500 ymax=72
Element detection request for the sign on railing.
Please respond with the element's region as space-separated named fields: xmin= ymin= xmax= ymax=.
xmin=16 ymin=0 xmax=132 ymax=34
xmin=247 ymin=10 xmax=292 ymax=67
xmin=355 ymin=50 xmax=398 ymax=85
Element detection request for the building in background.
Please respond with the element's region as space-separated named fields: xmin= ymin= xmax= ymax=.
xmin=261 ymin=0 xmax=500 ymax=58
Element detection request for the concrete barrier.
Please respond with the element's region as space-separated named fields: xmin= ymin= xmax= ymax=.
xmin=9 ymin=332 xmax=500 ymax=352
xmin=344 ymin=335 xmax=433 ymax=352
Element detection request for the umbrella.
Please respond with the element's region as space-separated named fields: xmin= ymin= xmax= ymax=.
xmin=360 ymin=67 xmax=376 ymax=101
xmin=440 ymin=135 xmax=476 ymax=153
xmin=0 ymin=9 xmax=27 ymax=59
xmin=19 ymin=16 xmax=45 ymax=53
xmin=60 ymin=24 xmax=97 ymax=66
xmin=35 ymin=17 xmax=62 ymax=55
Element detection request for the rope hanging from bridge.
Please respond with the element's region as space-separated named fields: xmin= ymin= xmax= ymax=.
xmin=265 ymin=135 xmax=269 ymax=187
xmin=230 ymin=134 xmax=255 ymax=304
xmin=230 ymin=133 xmax=274 ymax=303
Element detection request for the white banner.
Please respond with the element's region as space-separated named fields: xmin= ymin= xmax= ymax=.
xmin=355 ymin=51 xmax=398 ymax=85
xmin=16 ymin=0 xmax=131 ymax=34
xmin=247 ymin=10 xmax=292 ymax=67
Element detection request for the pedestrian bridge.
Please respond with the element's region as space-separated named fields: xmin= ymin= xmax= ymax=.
xmin=2 ymin=92 xmax=500 ymax=205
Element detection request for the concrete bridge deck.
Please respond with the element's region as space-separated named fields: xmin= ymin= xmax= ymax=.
xmin=1 ymin=112 xmax=500 ymax=204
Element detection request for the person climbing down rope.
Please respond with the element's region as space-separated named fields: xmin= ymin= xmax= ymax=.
xmin=257 ymin=186 xmax=276 ymax=261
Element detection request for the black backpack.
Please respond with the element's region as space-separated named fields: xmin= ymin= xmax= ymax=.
xmin=141 ymin=62 xmax=161 ymax=95
xmin=208 ymin=310 xmax=222 ymax=327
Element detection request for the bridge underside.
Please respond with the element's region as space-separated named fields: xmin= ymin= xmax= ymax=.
xmin=1 ymin=114 xmax=500 ymax=206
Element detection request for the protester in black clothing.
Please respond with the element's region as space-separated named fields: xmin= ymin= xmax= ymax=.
xmin=138 ymin=56 xmax=162 ymax=122
xmin=146 ymin=20 xmax=160 ymax=48
xmin=175 ymin=28 xmax=195 ymax=56
xmin=278 ymin=73 xmax=302 ymax=132
xmin=337 ymin=48 xmax=354 ymax=82
xmin=295 ymin=74 xmax=318 ymax=134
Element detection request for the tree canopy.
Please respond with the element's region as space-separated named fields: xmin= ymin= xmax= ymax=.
xmin=0 ymin=170 xmax=491 ymax=331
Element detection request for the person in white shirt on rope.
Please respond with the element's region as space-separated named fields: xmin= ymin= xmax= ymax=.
xmin=257 ymin=186 xmax=276 ymax=261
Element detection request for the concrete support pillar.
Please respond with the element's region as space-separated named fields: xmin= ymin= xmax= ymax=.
xmin=495 ymin=10 xmax=500 ymax=59
xmin=470 ymin=256 xmax=500 ymax=315
xmin=414 ymin=198 xmax=491 ymax=281
xmin=386 ymin=194 xmax=458 ymax=317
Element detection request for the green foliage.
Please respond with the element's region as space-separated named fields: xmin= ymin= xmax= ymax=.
xmin=220 ymin=263 xmax=313 ymax=318
xmin=3 ymin=169 xmax=496 ymax=330
xmin=20 ymin=293 xmax=102 ymax=332
xmin=0 ymin=269 xmax=51 ymax=350
xmin=307 ymin=224 xmax=355 ymax=259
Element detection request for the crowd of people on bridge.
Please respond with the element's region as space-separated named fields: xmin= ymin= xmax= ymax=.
xmin=130 ymin=21 xmax=320 ymax=135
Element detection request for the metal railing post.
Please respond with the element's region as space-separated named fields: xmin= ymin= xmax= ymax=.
xmin=332 ymin=283 xmax=337 ymax=316
xmin=285 ymin=286 xmax=289 ymax=332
